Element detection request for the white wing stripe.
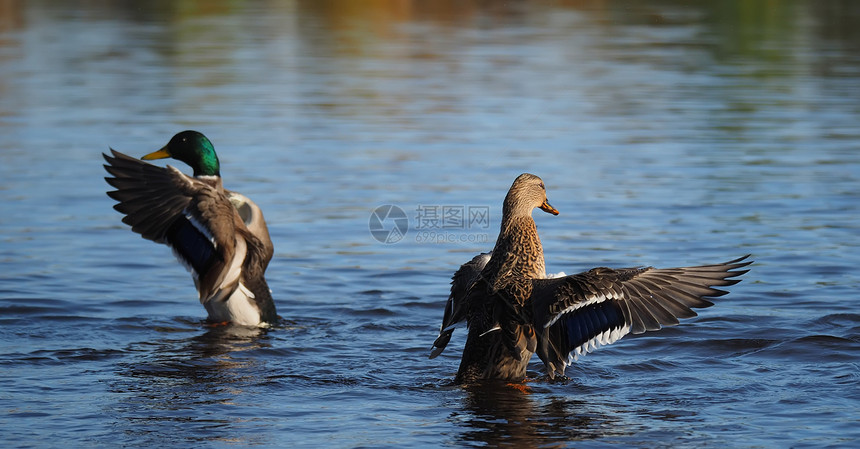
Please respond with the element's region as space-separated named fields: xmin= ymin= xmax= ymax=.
xmin=568 ymin=323 xmax=631 ymax=361
xmin=185 ymin=212 xmax=218 ymax=249
xmin=544 ymin=292 xmax=621 ymax=328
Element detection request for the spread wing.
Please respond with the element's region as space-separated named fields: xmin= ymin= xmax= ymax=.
xmin=103 ymin=149 xmax=241 ymax=301
xmin=531 ymin=255 xmax=752 ymax=378
xmin=428 ymin=252 xmax=491 ymax=359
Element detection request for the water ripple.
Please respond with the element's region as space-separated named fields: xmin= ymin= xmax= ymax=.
xmin=1 ymin=1 xmax=860 ymax=447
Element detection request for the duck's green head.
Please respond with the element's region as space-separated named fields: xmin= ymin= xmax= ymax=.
xmin=142 ymin=130 xmax=220 ymax=177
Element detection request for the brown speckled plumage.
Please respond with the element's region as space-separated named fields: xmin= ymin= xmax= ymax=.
xmin=430 ymin=173 xmax=751 ymax=383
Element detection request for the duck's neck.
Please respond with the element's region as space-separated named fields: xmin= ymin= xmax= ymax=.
xmin=197 ymin=174 xmax=224 ymax=191
xmin=492 ymin=214 xmax=546 ymax=279
xmin=186 ymin=141 xmax=220 ymax=178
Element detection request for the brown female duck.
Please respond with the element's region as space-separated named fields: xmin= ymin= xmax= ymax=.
xmin=430 ymin=173 xmax=751 ymax=382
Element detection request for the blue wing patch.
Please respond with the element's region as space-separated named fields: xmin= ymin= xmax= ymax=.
xmin=549 ymin=300 xmax=626 ymax=353
xmin=166 ymin=216 xmax=219 ymax=277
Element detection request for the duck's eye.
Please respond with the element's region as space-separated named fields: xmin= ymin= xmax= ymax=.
xmin=539 ymin=182 xmax=545 ymax=189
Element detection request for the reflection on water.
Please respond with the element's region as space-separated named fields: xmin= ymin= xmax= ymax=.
xmin=456 ymin=382 xmax=626 ymax=447
xmin=1 ymin=0 xmax=859 ymax=447
xmin=110 ymin=325 xmax=275 ymax=446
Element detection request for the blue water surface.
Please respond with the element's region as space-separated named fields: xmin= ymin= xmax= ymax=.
xmin=1 ymin=1 xmax=858 ymax=447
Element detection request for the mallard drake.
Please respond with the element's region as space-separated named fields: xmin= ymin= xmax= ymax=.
xmin=103 ymin=130 xmax=277 ymax=326
xmin=429 ymin=173 xmax=751 ymax=382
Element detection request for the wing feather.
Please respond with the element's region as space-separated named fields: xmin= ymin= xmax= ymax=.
xmin=533 ymin=256 xmax=752 ymax=378
xmin=429 ymin=252 xmax=491 ymax=359
xmin=104 ymin=149 xmax=238 ymax=301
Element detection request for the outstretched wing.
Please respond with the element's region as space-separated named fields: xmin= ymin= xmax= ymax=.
xmin=103 ymin=149 xmax=240 ymax=301
xmin=429 ymin=252 xmax=491 ymax=359
xmin=531 ymin=256 xmax=752 ymax=378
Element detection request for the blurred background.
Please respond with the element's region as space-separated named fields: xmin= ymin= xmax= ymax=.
xmin=1 ymin=1 xmax=858 ymax=447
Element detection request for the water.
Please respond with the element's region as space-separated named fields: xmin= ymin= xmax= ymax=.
xmin=1 ymin=1 xmax=858 ymax=447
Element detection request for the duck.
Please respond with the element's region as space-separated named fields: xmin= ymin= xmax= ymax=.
xmin=429 ymin=173 xmax=751 ymax=382
xmin=103 ymin=130 xmax=277 ymax=326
